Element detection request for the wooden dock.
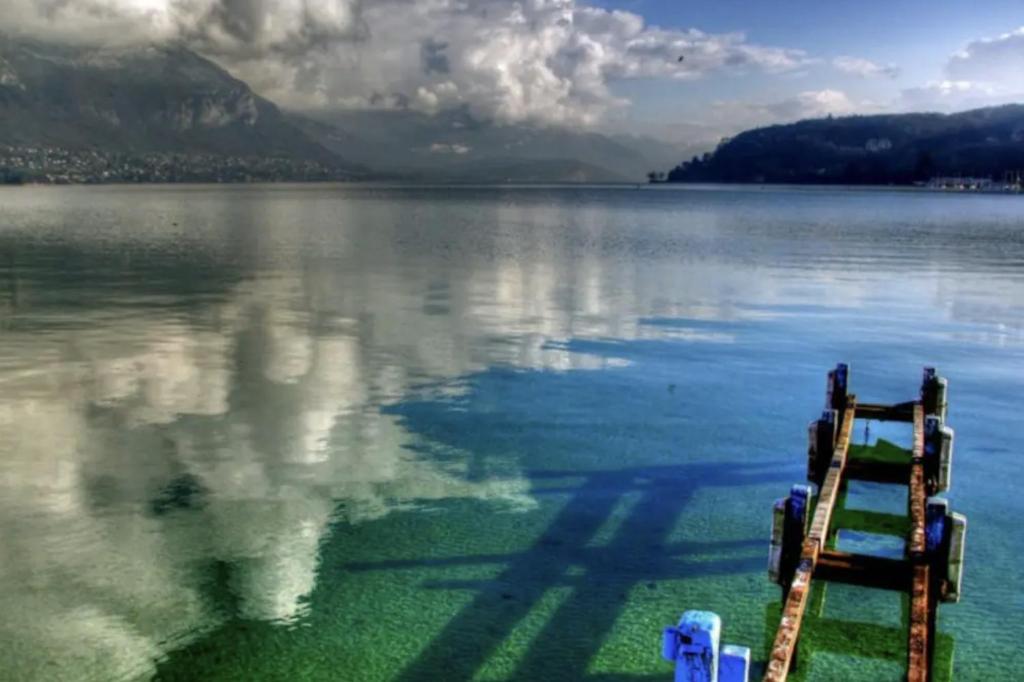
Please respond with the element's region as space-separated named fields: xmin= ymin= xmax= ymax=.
xmin=664 ymin=364 xmax=965 ymax=682
xmin=765 ymin=364 xmax=963 ymax=682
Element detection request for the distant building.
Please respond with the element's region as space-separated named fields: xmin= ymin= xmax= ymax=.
xmin=926 ymin=176 xmax=1022 ymax=193
xmin=865 ymin=138 xmax=893 ymax=153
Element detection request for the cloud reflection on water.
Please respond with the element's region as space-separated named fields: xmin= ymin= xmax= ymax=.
xmin=0 ymin=194 xmax=707 ymax=679
xmin=1 ymin=185 xmax=1024 ymax=680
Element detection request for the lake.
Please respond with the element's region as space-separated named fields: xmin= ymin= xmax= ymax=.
xmin=0 ymin=184 xmax=1021 ymax=681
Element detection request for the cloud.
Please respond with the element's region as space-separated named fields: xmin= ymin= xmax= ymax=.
xmin=833 ymin=56 xmax=899 ymax=79
xmin=2 ymin=0 xmax=366 ymax=52
xmin=900 ymin=80 xmax=1005 ymax=112
xmin=1 ymin=0 xmax=815 ymax=127
xmin=709 ymin=88 xmax=874 ymax=134
xmin=946 ymin=26 xmax=1024 ymax=90
xmin=428 ymin=142 xmax=471 ymax=155
xmin=897 ymin=27 xmax=1024 ymax=112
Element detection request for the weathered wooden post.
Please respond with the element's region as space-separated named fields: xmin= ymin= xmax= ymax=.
xmin=808 ymin=363 xmax=848 ymax=486
xmin=806 ymin=410 xmax=836 ymax=487
xmin=826 ymin=363 xmax=849 ymax=413
xmin=662 ymin=611 xmax=750 ymax=681
xmin=945 ymin=511 xmax=967 ymax=604
xmin=923 ymin=414 xmax=955 ymax=494
xmin=767 ymin=483 xmax=814 ymax=672
xmin=769 ymin=484 xmax=813 ymax=598
xmin=926 ymin=497 xmax=967 ymax=604
xmin=920 ymin=367 xmax=948 ymax=422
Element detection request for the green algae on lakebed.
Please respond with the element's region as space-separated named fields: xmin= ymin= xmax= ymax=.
xmin=848 ymin=438 xmax=913 ymax=469
xmin=151 ymin=398 xmax=942 ymax=681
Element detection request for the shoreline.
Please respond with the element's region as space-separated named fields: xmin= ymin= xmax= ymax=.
xmin=3 ymin=180 xmax=1022 ymax=195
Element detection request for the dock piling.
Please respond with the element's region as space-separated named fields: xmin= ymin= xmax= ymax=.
xmin=806 ymin=410 xmax=836 ymax=486
xmin=921 ymin=367 xmax=948 ymax=422
xmin=924 ymin=415 xmax=955 ymax=493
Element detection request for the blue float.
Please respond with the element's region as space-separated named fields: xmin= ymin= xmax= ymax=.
xmin=663 ymin=610 xmax=750 ymax=682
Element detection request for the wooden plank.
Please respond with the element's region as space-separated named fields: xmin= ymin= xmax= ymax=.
xmin=908 ymin=563 xmax=931 ymax=682
xmin=908 ymin=404 xmax=927 ymax=557
xmin=807 ymin=403 xmax=856 ymax=548
xmin=815 ymin=550 xmax=912 ymax=591
xmin=763 ymin=401 xmax=856 ymax=682
xmin=907 ymin=403 xmax=931 ymax=682
xmin=764 ymin=547 xmax=818 ymax=681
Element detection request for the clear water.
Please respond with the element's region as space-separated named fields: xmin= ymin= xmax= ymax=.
xmin=0 ymin=184 xmax=1021 ymax=681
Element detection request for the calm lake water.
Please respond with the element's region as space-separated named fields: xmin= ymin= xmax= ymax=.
xmin=0 ymin=184 xmax=1021 ymax=681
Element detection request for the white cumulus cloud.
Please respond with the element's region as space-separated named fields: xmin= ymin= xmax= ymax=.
xmin=898 ymin=27 xmax=1024 ymax=112
xmin=946 ymin=26 xmax=1024 ymax=90
xmin=1 ymin=0 xmax=366 ymax=51
xmin=708 ymin=89 xmax=875 ymax=135
xmin=833 ymin=55 xmax=899 ymax=79
xmin=900 ymin=79 xmax=1000 ymax=111
xmin=1 ymin=0 xmax=816 ymax=127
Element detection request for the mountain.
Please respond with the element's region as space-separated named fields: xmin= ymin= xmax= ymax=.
xmin=664 ymin=105 xmax=1024 ymax=185
xmin=292 ymin=107 xmax=687 ymax=183
xmin=0 ymin=37 xmax=338 ymax=161
xmin=0 ymin=36 xmax=685 ymax=184
xmin=0 ymin=36 xmax=362 ymax=183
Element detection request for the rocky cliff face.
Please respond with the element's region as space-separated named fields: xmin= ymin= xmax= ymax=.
xmin=0 ymin=55 xmax=23 ymax=89
xmin=183 ymin=92 xmax=259 ymax=130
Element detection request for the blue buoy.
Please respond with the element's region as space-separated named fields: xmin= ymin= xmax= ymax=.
xmin=663 ymin=610 xmax=750 ymax=681
xmin=663 ymin=610 xmax=720 ymax=681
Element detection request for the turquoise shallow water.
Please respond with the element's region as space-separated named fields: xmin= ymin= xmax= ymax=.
xmin=0 ymin=184 xmax=1021 ymax=681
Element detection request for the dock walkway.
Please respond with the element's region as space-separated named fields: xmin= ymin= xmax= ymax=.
xmin=663 ymin=365 xmax=966 ymax=682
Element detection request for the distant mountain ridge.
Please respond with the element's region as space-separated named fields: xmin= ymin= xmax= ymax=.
xmin=0 ymin=36 xmax=684 ymax=184
xmin=663 ymin=105 xmax=1024 ymax=185
xmin=0 ymin=37 xmax=336 ymax=162
xmin=293 ymin=107 xmax=690 ymax=183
